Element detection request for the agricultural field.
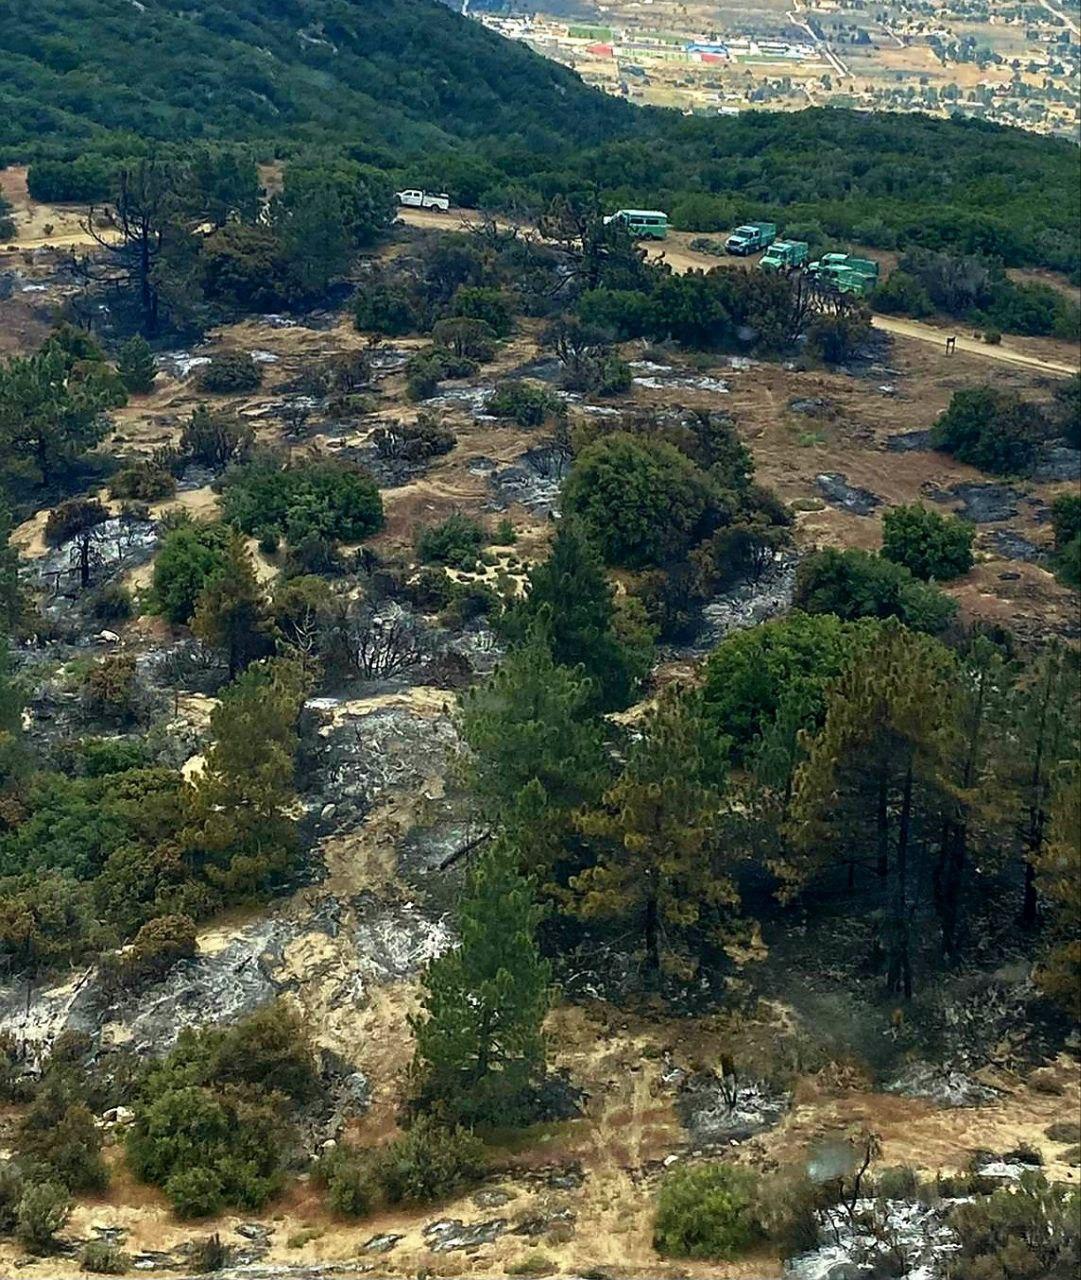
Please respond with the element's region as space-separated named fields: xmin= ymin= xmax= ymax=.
xmin=471 ymin=0 xmax=1081 ymax=134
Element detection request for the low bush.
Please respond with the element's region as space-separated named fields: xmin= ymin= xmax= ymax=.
xmin=312 ymin=1145 xmax=378 ymax=1217
xmin=152 ymin=520 xmax=231 ymax=625
xmin=221 ymin=457 xmax=384 ymax=547
xmin=372 ymin=414 xmax=456 ymax=462
xmin=794 ymin=547 xmax=957 ymax=634
xmin=416 ymin=513 xmax=486 ymax=570
xmin=653 ymin=1163 xmax=763 ymax=1260
xmin=44 ymin=497 xmax=109 ymax=546
xmin=109 ymin=459 xmax=176 ymax=502
xmin=180 ymin=406 xmax=254 ymax=468
xmin=81 ymin=654 xmax=141 ymax=724
xmin=195 ymin=352 xmax=263 ymax=395
xmin=0 ymin=1160 xmax=24 ymax=1231
xmin=91 ymin=583 xmax=134 ymax=622
xmin=947 ymin=1173 xmax=1079 ymax=1280
xmin=487 ymin=380 xmax=565 ymax=427
xmin=80 ymin=1241 xmax=131 ymax=1274
xmin=931 ymin=386 xmax=1045 ymax=476
xmin=16 ymin=1077 xmax=108 ymax=1192
xmin=99 ymin=914 xmax=196 ymax=994
xmin=15 ymin=1180 xmax=72 ymax=1254
xmin=375 ymin=1116 xmax=485 ymax=1207
xmin=881 ymin=503 xmax=974 ymax=581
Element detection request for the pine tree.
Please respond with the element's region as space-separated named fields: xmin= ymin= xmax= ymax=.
xmin=501 ymin=520 xmax=653 ymax=711
xmin=1006 ymin=643 xmax=1080 ymax=929
xmin=192 ymin=533 xmax=268 ymax=679
xmin=183 ymin=658 xmax=309 ymax=897
xmin=456 ymin=632 xmax=609 ymax=867
xmin=1035 ymin=764 xmax=1081 ymax=1019
xmin=411 ymin=839 xmax=551 ymax=1125
xmin=786 ymin=622 xmax=958 ymax=997
xmin=116 ymin=335 xmax=157 ymax=394
xmin=567 ymin=689 xmax=731 ymax=981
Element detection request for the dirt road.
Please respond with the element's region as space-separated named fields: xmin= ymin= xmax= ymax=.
xmin=870 ymin=315 xmax=1078 ymax=376
xmin=400 ymin=206 xmax=1079 ymax=378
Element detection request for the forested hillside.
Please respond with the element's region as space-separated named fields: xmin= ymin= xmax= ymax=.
xmin=1 ymin=0 xmax=1079 ymax=273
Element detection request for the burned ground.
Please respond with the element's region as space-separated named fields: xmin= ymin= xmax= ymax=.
xmin=0 ymin=196 xmax=1077 ymax=1278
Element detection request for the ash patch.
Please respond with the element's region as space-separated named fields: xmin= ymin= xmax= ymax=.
xmin=987 ymin=529 xmax=1046 ymax=564
xmin=316 ymin=701 xmax=458 ymax=819
xmin=676 ymin=1069 xmax=789 ymax=1144
xmin=424 ymin=384 xmax=495 ymax=419
xmin=488 ymin=443 xmax=569 ymax=514
xmin=695 ymin=557 xmax=797 ymax=650
xmin=816 ymin=473 xmax=881 ymax=516
xmin=351 ymin=892 xmax=453 ymax=989
xmin=785 ymin=1198 xmax=960 ymax=1280
xmin=936 ymin=483 xmax=1021 ymax=523
xmin=885 ymin=1061 xmax=1000 ymax=1107
xmin=1033 ymin=444 xmax=1080 ymax=483
xmin=32 ymin=517 xmax=158 ymax=601
xmin=106 ymin=914 xmax=313 ymax=1054
xmin=630 ymin=362 xmax=730 ymax=395
xmin=887 ymin=429 xmax=933 ymax=452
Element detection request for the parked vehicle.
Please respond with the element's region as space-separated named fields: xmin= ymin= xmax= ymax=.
xmin=724 ymin=222 xmax=777 ymax=255
xmin=759 ymin=240 xmax=809 ymax=273
xmin=603 ymin=208 xmax=669 ymax=240
xmin=396 ymin=189 xmax=451 ymax=211
xmin=807 ymin=253 xmax=880 ymax=297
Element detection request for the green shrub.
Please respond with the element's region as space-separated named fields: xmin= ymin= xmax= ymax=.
xmin=81 ymin=653 xmax=141 ymax=724
xmin=15 ymin=1180 xmax=72 ymax=1254
xmin=1051 ymin=493 xmax=1081 ymax=550
xmin=195 ymin=352 xmax=263 ymax=394
xmin=947 ymin=1173 xmax=1079 ymax=1280
xmin=312 ymin=1145 xmax=377 ymax=1217
xmin=126 ymin=1005 xmax=317 ymax=1217
xmin=180 ymin=405 xmax=254 ymax=468
xmin=562 ymin=432 xmax=715 ymax=569
xmin=221 ymin=458 xmax=383 ymax=546
xmin=931 ymin=386 xmax=1044 ymax=476
xmin=794 ymin=548 xmax=957 ymax=634
xmin=416 ymin=513 xmax=486 ymax=570
xmin=653 ymin=1163 xmax=763 ymax=1260
xmin=0 ymin=1160 xmax=25 ymax=1232
xmin=372 ymin=414 xmax=456 ymax=462
xmin=983 ymin=328 xmax=1003 ymax=345
xmin=152 ymin=520 xmax=230 ymax=625
xmin=375 ymin=1115 xmax=485 ymax=1207
xmin=81 ymin=1240 xmax=131 ymax=1274
xmin=109 ymin=459 xmax=176 ymax=501
xmin=16 ymin=1079 xmax=108 ymax=1191
xmin=881 ymin=503 xmax=974 ymax=581
xmin=487 ymin=380 xmax=564 ymax=427
xmin=450 ymin=285 xmax=511 ymax=337
xmin=99 ymin=914 xmax=196 ymax=994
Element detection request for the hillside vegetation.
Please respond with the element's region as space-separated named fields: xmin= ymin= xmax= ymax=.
xmin=1 ymin=0 xmax=1079 ymax=274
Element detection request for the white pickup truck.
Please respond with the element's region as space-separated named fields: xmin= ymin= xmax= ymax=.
xmin=396 ymin=189 xmax=451 ymax=212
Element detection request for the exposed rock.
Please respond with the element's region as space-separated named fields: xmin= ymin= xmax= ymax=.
xmin=886 ymin=429 xmax=933 ymax=452
xmin=423 ymin=1217 xmax=507 ymax=1252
